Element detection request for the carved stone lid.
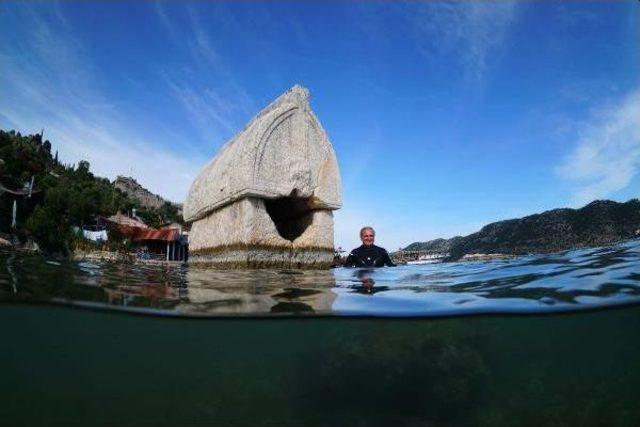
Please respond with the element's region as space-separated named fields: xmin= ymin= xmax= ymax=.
xmin=184 ymin=85 xmax=342 ymax=222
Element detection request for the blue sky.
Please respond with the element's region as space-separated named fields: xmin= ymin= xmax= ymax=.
xmin=1 ymin=1 xmax=639 ymax=251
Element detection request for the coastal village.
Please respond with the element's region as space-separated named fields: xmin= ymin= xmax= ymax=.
xmin=1 ymin=169 xmax=189 ymax=263
xmin=79 ymin=209 xmax=188 ymax=263
xmin=0 ymin=127 xmax=190 ymax=264
xmin=76 ymin=177 xmax=188 ymax=263
xmin=1 ymin=86 xmax=639 ymax=268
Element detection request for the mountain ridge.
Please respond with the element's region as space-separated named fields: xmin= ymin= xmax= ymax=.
xmin=403 ymin=199 xmax=640 ymax=260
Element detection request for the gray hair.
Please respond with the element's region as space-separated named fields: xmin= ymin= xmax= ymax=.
xmin=359 ymin=226 xmax=375 ymax=237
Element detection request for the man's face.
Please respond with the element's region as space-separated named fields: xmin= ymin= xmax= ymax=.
xmin=360 ymin=229 xmax=375 ymax=246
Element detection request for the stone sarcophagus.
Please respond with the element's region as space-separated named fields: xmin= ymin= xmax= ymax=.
xmin=183 ymin=85 xmax=342 ymax=268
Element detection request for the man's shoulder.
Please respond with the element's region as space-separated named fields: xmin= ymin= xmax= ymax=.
xmin=349 ymin=245 xmax=388 ymax=255
xmin=351 ymin=245 xmax=387 ymax=251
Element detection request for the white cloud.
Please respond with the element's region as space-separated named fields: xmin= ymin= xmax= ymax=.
xmin=557 ymin=87 xmax=640 ymax=206
xmin=0 ymin=3 xmax=210 ymax=202
xmin=152 ymin=1 xmax=180 ymax=44
xmin=185 ymin=4 xmax=223 ymax=71
xmin=405 ymin=1 xmax=518 ymax=80
xmin=0 ymin=91 xmax=203 ymax=203
xmin=163 ymin=75 xmax=237 ymax=137
xmin=154 ymin=3 xmax=255 ymax=144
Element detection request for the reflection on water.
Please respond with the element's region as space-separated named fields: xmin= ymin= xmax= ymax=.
xmin=347 ymin=269 xmax=390 ymax=295
xmin=1 ymin=240 xmax=640 ymax=426
xmin=0 ymin=239 xmax=639 ymax=316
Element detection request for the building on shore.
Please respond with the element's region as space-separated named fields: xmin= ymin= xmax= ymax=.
xmin=101 ymin=213 xmax=188 ymax=262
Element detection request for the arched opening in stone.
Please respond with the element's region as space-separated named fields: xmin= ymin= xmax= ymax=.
xmin=264 ymin=196 xmax=314 ymax=242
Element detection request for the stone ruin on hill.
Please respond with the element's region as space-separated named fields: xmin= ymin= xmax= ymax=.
xmin=183 ymin=85 xmax=343 ymax=268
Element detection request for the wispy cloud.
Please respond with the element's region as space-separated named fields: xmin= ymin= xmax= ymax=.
xmin=152 ymin=2 xmax=255 ymax=146
xmin=404 ymin=1 xmax=519 ymax=80
xmin=4 ymin=107 xmax=201 ymax=203
xmin=152 ymin=1 xmax=181 ymax=44
xmin=163 ymin=76 xmax=237 ymax=138
xmin=185 ymin=4 xmax=224 ymax=72
xmin=553 ymin=3 xmax=601 ymax=29
xmin=0 ymin=3 xmax=204 ymax=202
xmin=558 ymin=78 xmax=620 ymax=104
xmin=557 ymin=87 xmax=640 ymax=206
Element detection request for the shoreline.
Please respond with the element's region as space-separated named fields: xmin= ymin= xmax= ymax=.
xmin=3 ymin=235 xmax=639 ymax=267
xmin=72 ymin=249 xmax=185 ymax=266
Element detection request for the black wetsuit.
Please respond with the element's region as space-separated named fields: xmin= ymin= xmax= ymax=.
xmin=344 ymin=245 xmax=396 ymax=267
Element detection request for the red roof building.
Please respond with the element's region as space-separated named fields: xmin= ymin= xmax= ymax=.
xmin=102 ymin=216 xmax=187 ymax=261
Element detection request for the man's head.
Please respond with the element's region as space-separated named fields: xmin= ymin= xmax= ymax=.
xmin=360 ymin=226 xmax=375 ymax=247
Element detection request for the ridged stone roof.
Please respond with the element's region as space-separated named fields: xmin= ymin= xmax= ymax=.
xmin=184 ymin=85 xmax=342 ymax=222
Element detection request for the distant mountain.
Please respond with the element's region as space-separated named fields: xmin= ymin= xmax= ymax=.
xmin=404 ymin=199 xmax=640 ymax=260
xmin=113 ymin=176 xmax=181 ymax=212
xmin=404 ymin=237 xmax=463 ymax=253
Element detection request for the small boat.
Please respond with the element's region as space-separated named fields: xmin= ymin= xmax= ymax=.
xmin=406 ymin=259 xmax=441 ymax=265
xmin=406 ymin=254 xmax=445 ymax=265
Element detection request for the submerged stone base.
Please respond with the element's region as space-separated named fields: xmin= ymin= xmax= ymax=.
xmin=188 ymin=196 xmax=335 ymax=269
xmin=189 ymin=245 xmax=333 ymax=269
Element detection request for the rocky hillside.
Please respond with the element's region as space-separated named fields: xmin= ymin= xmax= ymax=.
xmin=405 ymin=199 xmax=640 ymax=260
xmin=404 ymin=237 xmax=463 ymax=253
xmin=113 ymin=176 xmax=181 ymax=212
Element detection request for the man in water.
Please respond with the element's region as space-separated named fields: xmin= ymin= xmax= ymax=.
xmin=344 ymin=226 xmax=396 ymax=267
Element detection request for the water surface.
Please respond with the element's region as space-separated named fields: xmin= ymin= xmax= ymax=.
xmin=2 ymin=239 xmax=639 ymax=316
xmin=2 ymin=240 xmax=640 ymax=426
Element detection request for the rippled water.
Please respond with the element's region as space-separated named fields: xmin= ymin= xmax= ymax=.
xmin=2 ymin=240 xmax=640 ymax=426
xmin=2 ymin=239 xmax=639 ymax=316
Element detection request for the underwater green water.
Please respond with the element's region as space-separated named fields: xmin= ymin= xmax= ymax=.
xmin=2 ymin=240 xmax=639 ymax=425
xmin=2 ymin=303 xmax=639 ymax=426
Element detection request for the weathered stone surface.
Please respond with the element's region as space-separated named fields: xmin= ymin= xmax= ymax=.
xmin=184 ymin=85 xmax=342 ymax=268
xmin=114 ymin=176 xmax=181 ymax=212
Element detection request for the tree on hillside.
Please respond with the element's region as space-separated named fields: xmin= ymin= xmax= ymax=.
xmin=0 ymin=129 xmax=185 ymax=253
